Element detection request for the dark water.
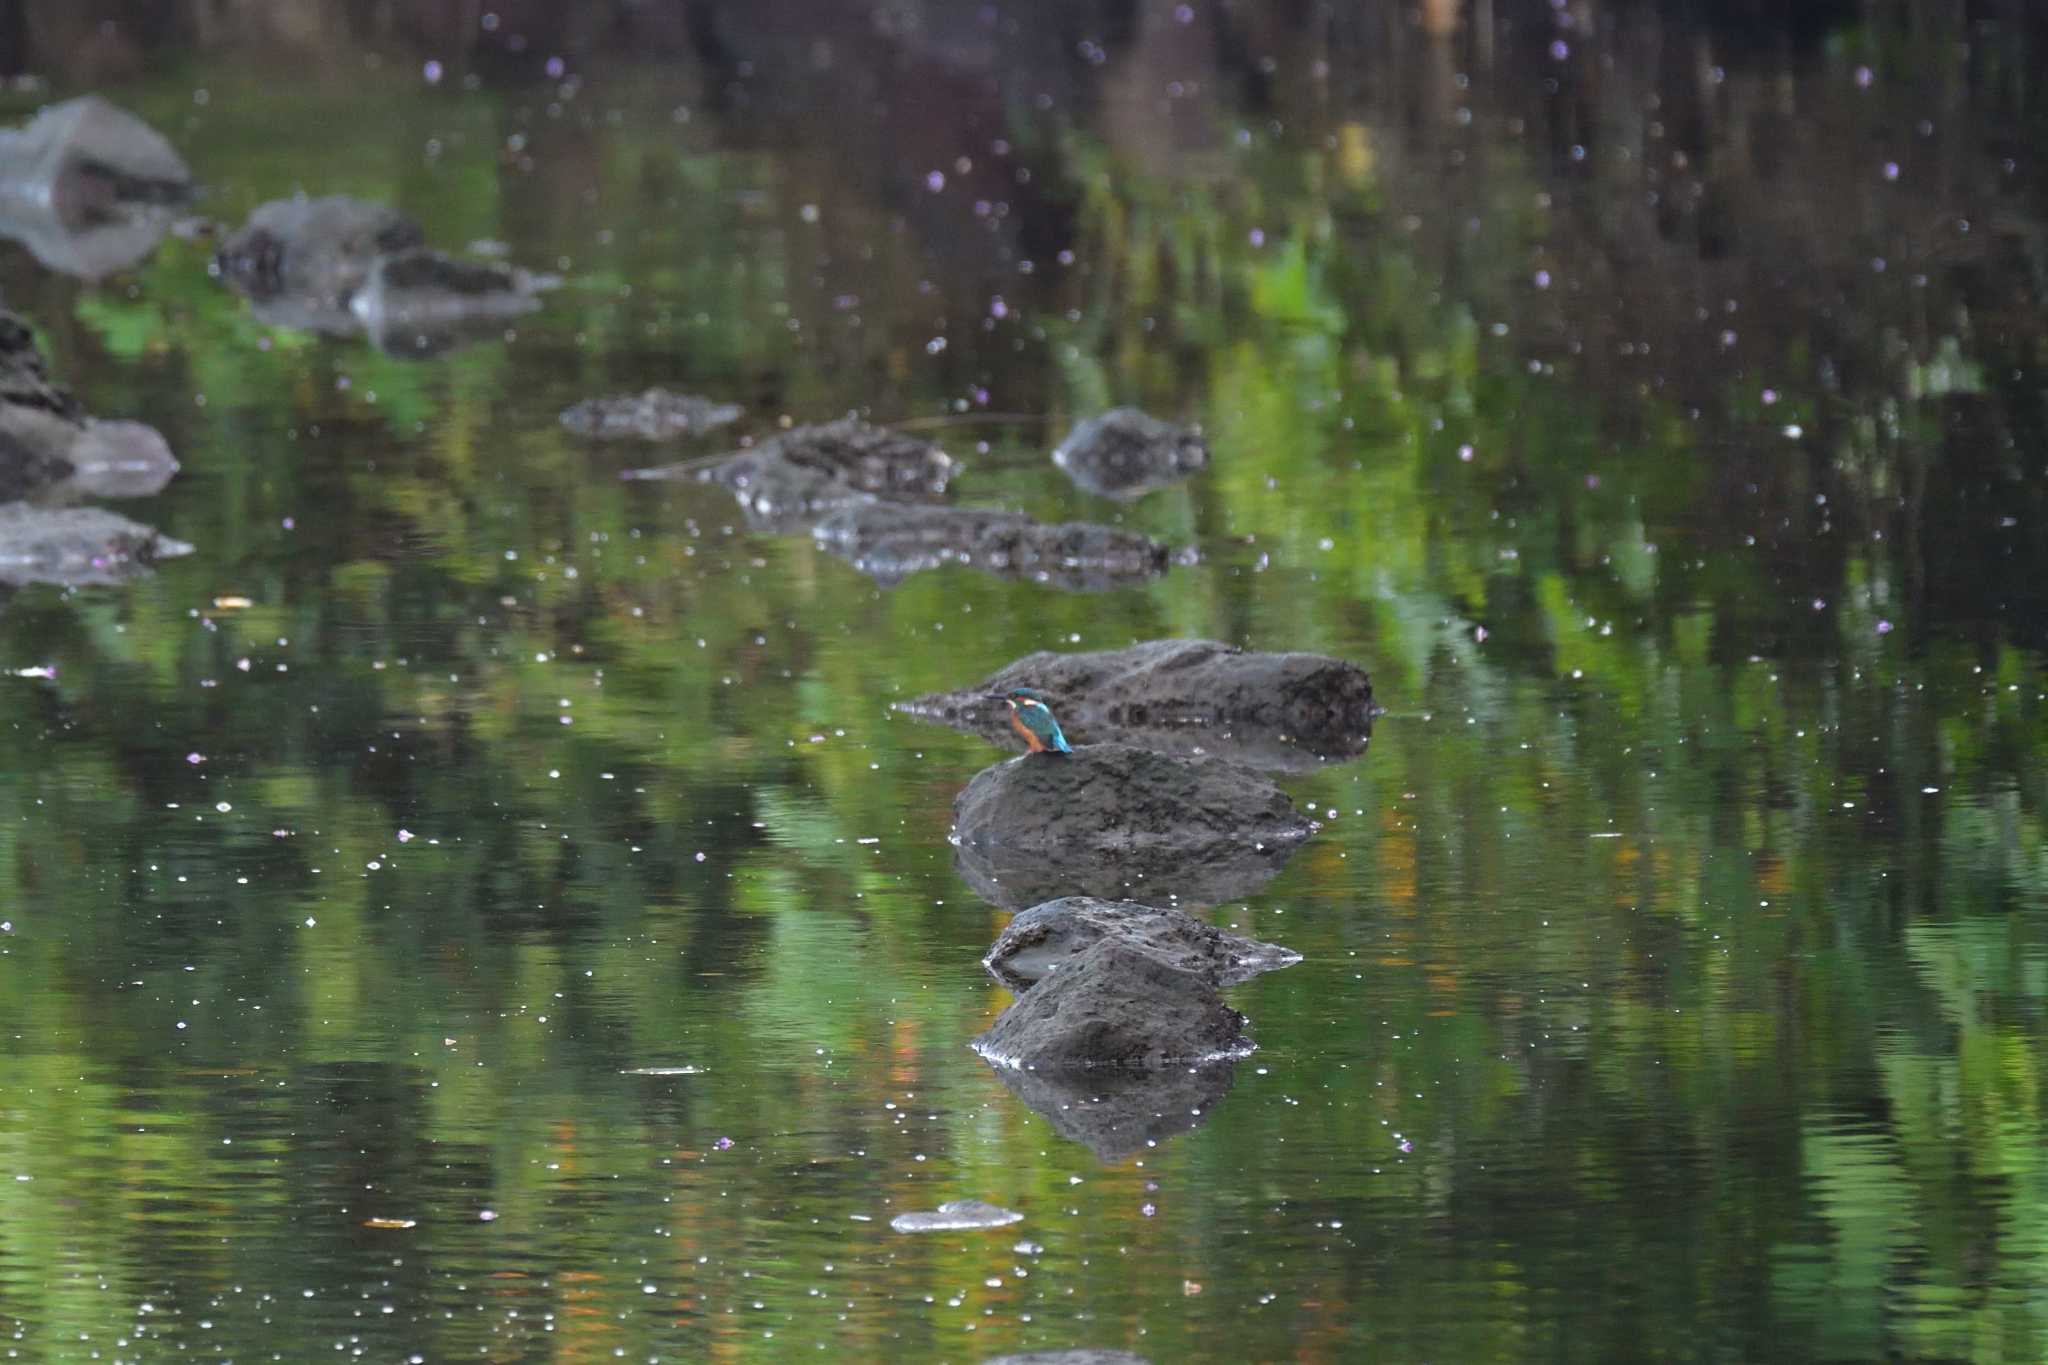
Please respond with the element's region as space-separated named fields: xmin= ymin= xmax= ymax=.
xmin=1 ymin=3 xmax=2045 ymax=1360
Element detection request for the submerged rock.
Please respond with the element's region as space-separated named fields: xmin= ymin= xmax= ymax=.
xmin=951 ymin=743 xmax=1313 ymax=910
xmin=983 ymin=897 xmax=1300 ymax=993
xmin=889 ymin=1199 xmax=1024 ymax=1233
xmin=984 ymin=1055 xmax=1235 ymax=1163
xmin=899 ymin=638 xmax=1375 ymax=771
xmin=972 ymin=939 xmax=1251 ymax=1070
xmin=216 ymin=195 xmax=424 ymax=310
xmin=1052 ymin=407 xmax=1207 ymax=499
xmin=561 ymin=389 xmax=743 ymax=441
xmin=0 ymin=504 xmax=193 ymax=586
xmin=0 ymin=312 xmax=177 ymax=500
xmin=0 ymin=96 xmax=192 ymax=278
xmin=815 ymin=502 xmax=1169 ymax=591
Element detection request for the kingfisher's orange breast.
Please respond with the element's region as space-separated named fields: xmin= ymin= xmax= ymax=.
xmin=1008 ymin=708 xmax=1047 ymax=752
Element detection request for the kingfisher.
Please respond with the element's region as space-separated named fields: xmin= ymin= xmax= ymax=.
xmin=992 ymin=687 xmax=1073 ymax=755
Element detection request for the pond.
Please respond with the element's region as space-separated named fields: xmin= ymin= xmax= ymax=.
xmin=0 ymin=3 xmax=2045 ymax=1360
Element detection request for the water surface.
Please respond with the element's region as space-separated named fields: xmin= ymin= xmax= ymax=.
xmin=0 ymin=3 xmax=2045 ymax=1361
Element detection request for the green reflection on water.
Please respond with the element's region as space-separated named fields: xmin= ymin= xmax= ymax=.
xmin=0 ymin=4 xmax=2045 ymax=1360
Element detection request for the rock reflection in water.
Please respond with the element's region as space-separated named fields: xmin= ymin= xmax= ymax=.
xmin=900 ymin=638 xmax=1374 ymax=772
xmin=814 ymin=502 xmax=1170 ymax=591
xmin=0 ymin=96 xmax=192 ymax=278
xmin=984 ymin=1054 xmax=1237 ymax=1165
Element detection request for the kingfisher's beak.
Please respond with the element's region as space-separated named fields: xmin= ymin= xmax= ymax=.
xmin=983 ymin=693 xmax=1011 ymax=705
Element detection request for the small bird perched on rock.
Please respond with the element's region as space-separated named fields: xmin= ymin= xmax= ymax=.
xmin=993 ymin=687 xmax=1073 ymax=755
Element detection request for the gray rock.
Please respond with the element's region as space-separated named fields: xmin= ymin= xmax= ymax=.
xmin=628 ymin=419 xmax=957 ymax=534
xmin=814 ymin=502 xmax=1168 ymax=591
xmin=0 ymin=504 xmax=193 ymax=586
xmin=898 ymin=637 xmax=1375 ymax=771
xmin=216 ymin=196 xmax=424 ymax=308
xmin=950 ymin=743 xmax=1313 ymax=910
xmin=972 ymin=939 xmax=1251 ymax=1070
xmin=561 ymin=390 xmax=744 ymax=441
xmin=888 ymin=1199 xmax=1024 ymax=1233
xmin=0 ymin=96 xmax=191 ymax=278
xmin=753 ymin=419 xmax=956 ymax=500
xmin=0 ymin=312 xmax=177 ymax=500
xmin=1052 ymin=407 xmax=1207 ymax=499
xmin=350 ymin=247 xmax=544 ymax=351
xmin=984 ymin=897 xmax=1299 ymax=992
xmin=984 ymin=1053 xmax=1235 ymax=1163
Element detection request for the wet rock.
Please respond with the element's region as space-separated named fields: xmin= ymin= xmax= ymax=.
xmin=0 ymin=428 xmax=71 ymax=503
xmin=951 ymin=743 xmax=1313 ymax=910
xmin=629 ymin=419 xmax=957 ymax=534
xmin=952 ymin=742 xmax=1313 ymax=867
xmin=0 ymin=96 xmax=192 ymax=278
xmin=217 ymin=195 xmax=415 ymax=301
xmin=0 ymin=504 xmax=193 ymax=587
xmin=561 ymin=389 xmax=744 ymax=441
xmin=216 ymin=195 xmax=424 ymax=311
xmin=216 ymin=200 xmax=551 ymax=359
xmin=888 ymin=1199 xmax=1024 ymax=1233
xmin=984 ymin=1054 xmax=1235 ymax=1164
xmin=983 ymin=897 xmax=1300 ymax=993
xmin=815 ymin=502 xmax=1169 ymax=590
xmin=746 ymin=419 xmax=956 ymax=499
xmin=349 ymin=248 xmax=545 ymax=351
xmin=701 ymin=455 xmax=879 ymax=534
xmin=982 ymin=1352 xmax=1152 ymax=1365
xmin=972 ymin=939 xmax=1251 ymax=1070
xmin=1052 ymin=407 xmax=1207 ymax=499
xmin=899 ymin=638 xmax=1375 ymax=771
xmin=0 ymin=312 xmax=177 ymax=501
